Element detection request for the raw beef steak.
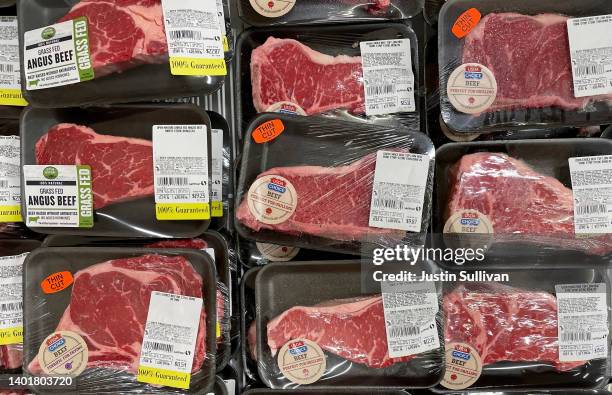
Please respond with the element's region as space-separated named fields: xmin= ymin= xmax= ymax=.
xmin=0 ymin=345 xmax=21 ymax=369
xmin=251 ymin=37 xmax=365 ymax=115
xmin=28 ymin=254 xmax=207 ymax=375
xmin=446 ymin=152 xmax=612 ymax=254
xmin=236 ymin=153 xmax=403 ymax=242
xmin=146 ymin=238 xmax=207 ymax=249
xmin=251 ymin=295 xmax=413 ymax=368
xmin=462 ymin=13 xmax=592 ymax=111
xmin=59 ymin=0 xmax=167 ymax=77
xmin=444 ymin=283 xmax=585 ymax=371
xmin=35 ymin=123 xmax=153 ymax=209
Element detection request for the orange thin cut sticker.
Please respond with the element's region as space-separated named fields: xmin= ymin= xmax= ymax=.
xmin=252 ymin=119 xmax=285 ymax=143
xmin=41 ymin=271 xmax=74 ymax=294
xmin=452 ymin=8 xmax=481 ymax=39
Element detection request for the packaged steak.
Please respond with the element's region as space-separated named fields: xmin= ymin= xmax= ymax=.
xmin=23 ymin=247 xmax=217 ymax=394
xmin=17 ymin=0 xmax=226 ymax=107
xmin=236 ymin=0 xmax=423 ymax=27
xmin=20 ymin=104 xmax=213 ymax=238
xmin=236 ymin=22 xmax=420 ymax=141
xmin=41 ymin=231 xmax=233 ymax=372
xmin=436 ymin=266 xmax=610 ymax=391
xmin=242 ymin=390 xmax=412 ymax=394
xmin=439 ymin=0 xmax=612 ymax=133
xmin=0 ymin=240 xmax=40 ymax=376
xmin=206 ymin=111 xmax=234 ymax=233
xmin=247 ymin=260 xmax=444 ymax=388
xmin=234 ymin=113 xmax=435 ymax=255
xmin=433 ymin=139 xmax=612 ymax=264
xmin=240 ymin=267 xmax=260 ymax=382
xmin=0 ymin=108 xmax=30 ymax=239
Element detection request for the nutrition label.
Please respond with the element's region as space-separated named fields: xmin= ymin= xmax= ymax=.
xmin=369 ymin=151 xmax=430 ymax=232
xmin=556 ymin=283 xmax=608 ymax=362
xmin=360 ymin=39 xmax=415 ymax=116
xmin=568 ymin=155 xmax=612 ymax=234
xmin=381 ymin=280 xmax=440 ymax=358
xmin=567 ymin=15 xmax=612 ymax=97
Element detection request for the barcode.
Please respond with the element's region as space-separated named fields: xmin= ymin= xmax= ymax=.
xmin=0 ymin=64 xmax=14 ymax=73
xmin=367 ymin=84 xmax=395 ymax=96
xmin=157 ymin=177 xmax=188 ymax=186
xmin=169 ymin=30 xmax=202 ymax=41
xmin=373 ymin=198 xmax=404 ymax=210
xmin=389 ymin=326 xmax=420 ymax=338
xmin=0 ymin=180 xmax=7 ymax=189
xmin=576 ymin=204 xmax=607 ymax=215
xmin=561 ymin=331 xmax=591 ymax=342
xmin=575 ymin=64 xmax=605 ymax=76
xmin=0 ymin=301 xmax=21 ymax=312
xmin=143 ymin=341 xmax=174 ymax=353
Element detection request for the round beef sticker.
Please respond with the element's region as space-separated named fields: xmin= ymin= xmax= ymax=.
xmin=278 ymin=339 xmax=326 ymax=385
xmin=38 ymin=331 xmax=89 ymax=376
xmin=256 ymin=242 xmax=300 ymax=262
xmin=266 ymin=101 xmax=307 ymax=116
xmin=447 ymin=63 xmax=497 ymax=114
xmin=441 ymin=342 xmax=482 ymax=390
xmin=443 ymin=209 xmax=494 ymax=252
xmin=247 ymin=175 xmax=297 ymax=225
xmin=249 ymin=0 xmax=295 ymax=18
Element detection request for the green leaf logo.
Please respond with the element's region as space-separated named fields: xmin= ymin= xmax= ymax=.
xmin=41 ymin=27 xmax=56 ymax=40
xmin=43 ymin=166 xmax=58 ymax=179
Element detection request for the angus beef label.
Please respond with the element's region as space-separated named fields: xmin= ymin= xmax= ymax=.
xmin=23 ymin=18 xmax=94 ymax=90
xmin=23 ymin=165 xmax=93 ymax=228
xmin=278 ymin=339 xmax=326 ymax=385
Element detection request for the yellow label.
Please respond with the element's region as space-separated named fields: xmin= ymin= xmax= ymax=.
xmin=170 ymin=57 xmax=227 ymax=76
xmin=0 ymin=326 xmax=22 ymax=345
xmin=156 ymin=203 xmax=210 ymax=220
xmin=0 ymin=205 xmax=22 ymax=222
xmin=137 ymin=366 xmax=191 ymax=389
xmin=0 ymin=89 xmax=27 ymax=106
xmin=216 ymin=321 xmax=221 ymax=338
xmin=211 ymin=200 xmax=223 ymax=217
xmin=222 ymin=35 xmax=229 ymax=52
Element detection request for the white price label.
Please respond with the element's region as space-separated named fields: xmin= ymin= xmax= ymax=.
xmin=0 ymin=252 xmax=26 ymax=345
xmin=360 ymin=39 xmax=415 ymax=116
xmin=381 ymin=280 xmax=440 ymax=358
xmin=556 ymin=283 xmax=608 ymax=362
xmin=369 ymin=151 xmax=429 ymax=232
xmin=569 ymin=155 xmax=612 ymax=234
xmin=0 ymin=17 xmax=25 ymax=106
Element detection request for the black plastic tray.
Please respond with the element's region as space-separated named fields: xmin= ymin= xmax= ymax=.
xmin=235 ymin=22 xmax=420 ymax=143
xmin=208 ymin=111 xmax=234 ymax=233
xmin=240 ymin=266 xmax=260 ymax=383
xmin=242 ymin=389 xmax=410 ymax=394
xmin=432 ymin=138 xmax=612 ymax=267
xmin=234 ymin=112 xmax=434 ymax=255
xmin=20 ymin=104 xmax=212 ymax=238
xmin=23 ymin=247 xmax=217 ymax=394
xmin=17 ymin=0 xmax=224 ymax=107
xmin=254 ymin=260 xmax=444 ymax=389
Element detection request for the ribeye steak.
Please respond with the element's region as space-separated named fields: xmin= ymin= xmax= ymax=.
xmin=236 ymin=153 xmax=403 ymax=242
xmin=462 ymin=13 xmax=592 ymax=111
xmin=250 ymin=295 xmax=413 ymax=368
xmin=58 ymin=0 xmax=167 ymax=77
xmin=0 ymin=345 xmax=21 ymax=370
xmin=251 ymin=37 xmax=365 ymax=115
xmin=35 ymin=123 xmax=153 ymax=209
xmin=444 ymin=283 xmax=585 ymax=371
xmin=27 ymin=254 xmax=206 ymax=375
xmin=446 ymin=152 xmax=612 ymax=254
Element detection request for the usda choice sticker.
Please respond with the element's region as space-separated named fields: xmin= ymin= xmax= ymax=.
xmin=23 ymin=165 xmax=93 ymax=228
xmin=24 ymin=17 xmax=94 ymax=90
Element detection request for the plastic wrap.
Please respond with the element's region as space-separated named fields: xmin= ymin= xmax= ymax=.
xmin=40 ymin=232 xmax=233 ymax=372
xmin=242 ymin=390 xmax=411 ymax=394
xmin=237 ymin=0 xmax=423 ymax=27
xmin=17 ymin=0 xmax=225 ymax=107
xmin=23 ymin=247 xmax=217 ymax=394
xmin=248 ymin=260 xmax=444 ymax=388
xmin=437 ymin=266 xmax=610 ymax=391
xmin=0 ymin=109 xmax=29 ymax=239
xmin=235 ymin=22 xmax=420 ymax=142
xmin=20 ymin=104 xmax=212 ymax=238
xmin=234 ymin=113 xmax=435 ymax=255
xmin=207 ymin=111 xmax=235 ymax=233
xmin=433 ymin=139 xmax=612 ymax=262
xmin=240 ymin=267 xmax=260 ymax=382
xmin=438 ymin=0 xmax=612 ymax=133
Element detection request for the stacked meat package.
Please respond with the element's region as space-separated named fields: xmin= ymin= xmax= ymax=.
xmin=0 ymin=0 xmax=608 ymax=393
